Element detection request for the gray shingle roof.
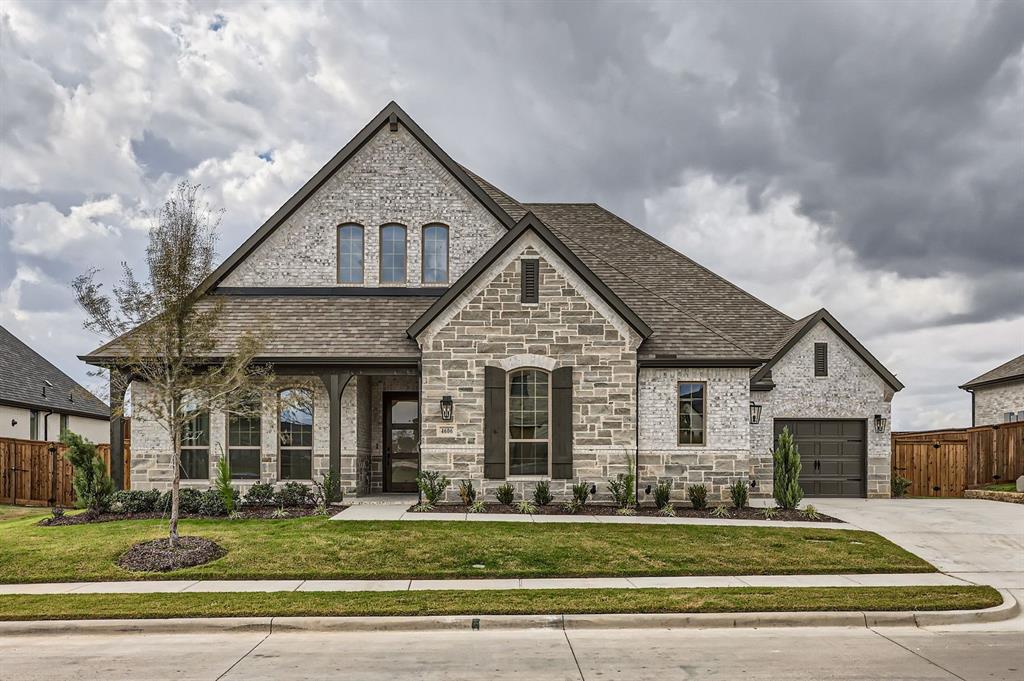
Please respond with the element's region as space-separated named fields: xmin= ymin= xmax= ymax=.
xmin=961 ymin=353 xmax=1024 ymax=390
xmin=0 ymin=324 xmax=109 ymax=418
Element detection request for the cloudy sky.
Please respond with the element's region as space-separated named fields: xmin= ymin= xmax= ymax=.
xmin=1 ymin=0 xmax=1022 ymax=430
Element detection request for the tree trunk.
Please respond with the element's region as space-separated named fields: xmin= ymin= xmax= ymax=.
xmin=169 ymin=417 xmax=181 ymax=548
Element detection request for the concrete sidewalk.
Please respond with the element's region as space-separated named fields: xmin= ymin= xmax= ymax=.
xmin=0 ymin=572 xmax=974 ymax=595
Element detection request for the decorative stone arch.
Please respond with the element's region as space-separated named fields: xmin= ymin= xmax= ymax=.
xmin=496 ymin=354 xmax=558 ymax=372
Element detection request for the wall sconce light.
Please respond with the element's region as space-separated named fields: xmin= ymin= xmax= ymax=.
xmin=873 ymin=414 xmax=887 ymax=433
xmin=644 ymin=484 xmax=652 ymax=496
xmin=590 ymin=483 xmax=597 ymax=496
xmin=10 ymin=419 xmax=16 ymax=427
xmin=439 ymin=395 xmax=454 ymax=422
xmin=749 ymin=402 xmax=762 ymax=425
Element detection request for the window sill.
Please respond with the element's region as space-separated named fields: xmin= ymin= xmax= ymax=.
xmin=506 ymin=475 xmax=551 ymax=481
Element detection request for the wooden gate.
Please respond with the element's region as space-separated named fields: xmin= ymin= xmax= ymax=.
xmin=892 ymin=421 xmax=1024 ymax=497
xmin=0 ymin=437 xmax=130 ymax=507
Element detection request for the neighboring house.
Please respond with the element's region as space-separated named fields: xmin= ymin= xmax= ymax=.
xmin=1 ymin=325 xmax=110 ymax=443
xmin=83 ymin=102 xmax=903 ymax=500
xmin=960 ymin=354 xmax=1024 ymax=426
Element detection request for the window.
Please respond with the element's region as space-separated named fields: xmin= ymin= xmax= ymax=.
xmin=59 ymin=414 xmax=69 ymax=438
xmin=180 ymin=409 xmax=210 ymax=479
xmin=422 ymin=224 xmax=449 ymax=284
xmin=337 ymin=224 xmax=364 ymax=284
xmin=1006 ymin=412 xmax=1018 ymax=424
xmin=227 ymin=395 xmax=262 ymax=480
xmin=521 ymin=258 xmax=539 ymax=304
xmin=814 ymin=343 xmax=828 ymax=377
xmin=677 ymin=382 xmax=705 ymax=445
xmin=278 ymin=388 xmax=313 ymax=480
xmin=379 ymin=224 xmax=407 ymax=284
xmin=29 ymin=410 xmax=39 ymax=440
xmin=508 ymin=369 xmax=550 ymax=475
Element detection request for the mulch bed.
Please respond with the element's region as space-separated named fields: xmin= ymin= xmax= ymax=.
xmin=410 ymin=503 xmax=842 ymax=523
xmin=37 ymin=505 xmax=344 ymax=526
xmin=117 ymin=536 xmax=227 ymax=572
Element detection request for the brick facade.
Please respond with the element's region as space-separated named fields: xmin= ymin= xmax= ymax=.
xmin=972 ymin=381 xmax=1024 ymax=426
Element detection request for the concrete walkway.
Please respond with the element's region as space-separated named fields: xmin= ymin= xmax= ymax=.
xmin=0 ymin=572 xmax=972 ymax=595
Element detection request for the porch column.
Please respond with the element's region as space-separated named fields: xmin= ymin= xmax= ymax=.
xmin=109 ymin=368 xmax=127 ymax=490
xmin=319 ymin=372 xmax=353 ymax=483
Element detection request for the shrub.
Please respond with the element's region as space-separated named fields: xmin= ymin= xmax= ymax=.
xmin=61 ymin=431 xmax=114 ymax=513
xmin=710 ymin=505 xmax=729 ymax=518
xmin=495 ymin=483 xmax=515 ymax=506
xmin=313 ymin=471 xmax=343 ymax=505
xmin=762 ymin=506 xmax=778 ymax=520
xmin=687 ymin=483 xmax=708 ymax=510
xmin=615 ymin=506 xmax=637 ymax=516
xmin=653 ymin=481 xmax=672 ymax=510
xmin=243 ymin=482 xmax=275 ymax=507
xmin=572 ymin=481 xmax=592 ymax=506
xmin=468 ymin=499 xmax=487 ymax=513
xmin=417 ymin=471 xmax=450 ymax=505
xmin=515 ymin=499 xmax=536 ymax=514
xmin=214 ymin=456 xmax=235 ymax=515
xmin=658 ymin=504 xmax=676 ymax=517
xmin=458 ymin=479 xmax=477 ymax=505
xmin=274 ymin=481 xmax=314 ymax=508
xmin=606 ymin=454 xmax=636 ymax=509
xmin=156 ymin=488 xmax=203 ymax=515
xmin=561 ymin=499 xmax=582 ymax=514
xmin=803 ymin=504 xmax=821 ymax=520
xmin=111 ymin=489 xmax=160 ymax=514
xmin=533 ymin=481 xmax=553 ymax=506
xmin=773 ymin=426 xmax=804 ymax=510
xmin=51 ymin=506 xmax=65 ymax=519
xmin=198 ymin=488 xmax=229 ymax=516
xmin=729 ymin=480 xmax=749 ymax=509
xmin=271 ymin=506 xmax=289 ymax=519
xmin=891 ymin=475 xmax=912 ymax=498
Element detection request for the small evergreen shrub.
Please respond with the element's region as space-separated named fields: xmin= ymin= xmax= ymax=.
xmin=243 ymin=482 xmax=275 ymax=507
xmin=891 ymin=475 xmax=912 ymax=498
xmin=198 ymin=488 xmax=230 ymax=516
xmin=458 ymin=479 xmax=477 ymax=505
xmin=61 ymin=431 xmax=113 ymax=513
xmin=606 ymin=455 xmax=636 ymax=509
xmin=51 ymin=506 xmax=65 ymax=519
xmin=687 ymin=483 xmax=708 ymax=510
xmin=773 ymin=426 xmax=804 ymax=510
xmin=710 ymin=505 xmax=729 ymax=518
xmin=762 ymin=506 xmax=778 ymax=520
xmin=653 ymin=481 xmax=672 ymax=510
xmin=271 ymin=506 xmax=290 ymax=519
xmin=658 ymin=504 xmax=676 ymax=517
xmin=496 ymin=482 xmax=515 ymax=506
xmin=803 ymin=504 xmax=821 ymax=520
xmin=111 ymin=489 xmax=160 ymax=514
xmin=313 ymin=471 xmax=343 ymax=505
xmin=561 ymin=499 xmax=582 ymax=514
xmin=417 ymin=471 xmax=451 ymax=505
xmin=214 ymin=457 xmax=235 ymax=515
xmin=468 ymin=499 xmax=487 ymax=513
xmin=156 ymin=488 xmax=204 ymax=514
xmin=572 ymin=481 xmax=592 ymax=506
xmin=533 ymin=481 xmax=553 ymax=506
xmin=274 ymin=482 xmax=313 ymax=508
xmin=615 ymin=506 xmax=637 ymax=516
xmin=515 ymin=499 xmax=536 ymax=514
xmin=729 ymin=480 xmax=749 ymax=509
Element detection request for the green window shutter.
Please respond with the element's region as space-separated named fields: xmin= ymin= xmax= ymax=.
xmin=484 ymin=366 xmax=506 ymax=479
xmin=551 ymin=366 xmax=573 ymax=479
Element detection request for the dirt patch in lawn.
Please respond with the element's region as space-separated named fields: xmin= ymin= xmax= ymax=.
xmin=37 ymin=505 xmax=343 ymax=526
xmin=410 ymin=503 xmax=842 ymax=522
xmin=117 ymin=536 xmax=226 ymax=572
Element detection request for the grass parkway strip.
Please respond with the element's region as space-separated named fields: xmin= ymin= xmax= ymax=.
xmin=0 ymin=515 xmax=934 ymax=583
xmin=0 ymin=586 xmax=1000 ymax=621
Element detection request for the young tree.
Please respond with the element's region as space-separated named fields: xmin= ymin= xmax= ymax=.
xmin=772 ymin=426 xmax=804 ymax=510
xmin=73 ymin=181 xmax=272 ymax=546
xmin=61 ymin=431 xmax=114 ymax=514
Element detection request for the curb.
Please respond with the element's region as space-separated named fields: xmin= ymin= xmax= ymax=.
xmin=0 ymin=590 xmax=1015 ymax=636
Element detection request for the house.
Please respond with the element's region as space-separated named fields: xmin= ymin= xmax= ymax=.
xmin=82 ymin=102 xmax=903 ymax=500
xmin=1 ymin=324 xmax=110 ymax=443
xmin=960 ymin=353 xmax=1024 ymax=426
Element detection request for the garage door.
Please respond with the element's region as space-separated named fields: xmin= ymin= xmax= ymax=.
xmin=773 ymin=419 xmax=866 ymax=498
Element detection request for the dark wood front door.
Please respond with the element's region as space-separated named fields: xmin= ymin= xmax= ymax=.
xmin=384 ymin=392 xmax=419 ymax=492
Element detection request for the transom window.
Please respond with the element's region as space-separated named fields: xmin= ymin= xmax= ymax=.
xmin=380 ymin=224 xmax=407 ymax=284
xmin=677 ymin=382 xmax=705 ymax=446
xmin=508 ymin=369 xmax=550 ymax=476
xmin=422 ymin=224 xmax=449 ymax=284
xmin=278 ymin=388 xmax=313 ymax=480
xmin=227 ymin=394 xmax=262 ymax=480
xmin=180 ymin=408 xmax=210 ymax=479
xmin=337 ymin=224 xmax=364 ymax=284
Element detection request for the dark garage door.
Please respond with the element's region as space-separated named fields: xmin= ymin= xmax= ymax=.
xmin=773 ymin=419 xmax=866 ymax=498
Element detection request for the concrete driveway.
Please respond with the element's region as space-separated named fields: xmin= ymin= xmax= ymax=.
xmin=811 ymin=498 xmax=1024 ymax=590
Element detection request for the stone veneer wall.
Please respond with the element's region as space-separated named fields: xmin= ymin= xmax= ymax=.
xmin=973 ymin=381 xmax=1024 ymax=426
xmin=638 ymin=367 xmax=751 ymax=502
xmin=749 ymin=322 xmax=895 ymax=498
xmin=417 ymin=233 xmax=641 ymax=502
xmin=220 ymin=124 xmax=506 ymax=288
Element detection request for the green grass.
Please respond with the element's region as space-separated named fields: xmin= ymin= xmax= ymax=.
xmin=0 ymin=505 xmax=50 ymax=522
xmin=984 ymin=482 xmax=1019 ymax=492
xmin=0 ymin=515 xmax=934 ymax=583
xmin=0 ymin=586 xmax=998 ymax=620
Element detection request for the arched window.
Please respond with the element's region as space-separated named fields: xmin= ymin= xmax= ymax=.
xmin=278 ymin=388 xmax=313 ymax=480
xmin=422 ymin=224 xmax=449 ymax=284
xmin=337 ymin=224 xmax=364 ymax=284
xmin=379 ymin=224 xmax=407 ymax=284
xmin=507 ymin=368 xmax=550 ymax=476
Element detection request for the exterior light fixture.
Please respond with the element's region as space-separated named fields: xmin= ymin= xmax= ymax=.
xmin=10 ymin=419 xmax=16 ymax=427
xmin=749 ymin=401 xmax=762 ymax=425
xmin=590 ymin=483 xmax=597 ymax=496
xmin=644 ymin=484 xmax=652 ymax=495
xmin=439 ymin=395 xmax=454 ymax=422
xmin=873 ymin=414 xmax=887 ymax=433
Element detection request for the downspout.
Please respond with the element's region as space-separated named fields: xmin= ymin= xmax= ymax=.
xmin=635 ymin=361 xmax=640 ymax=505
xmin=42 ymin=410 xmax=54 ymax=441
xmin=417 ymin=355 xmax=423 ymax=506
xmin=970 ymin=390 xmax=975 ymax=427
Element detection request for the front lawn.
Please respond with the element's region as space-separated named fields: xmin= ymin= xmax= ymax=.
xmin=984 ymin=482 xmax=1018 ymax=492
xmin=0 ymin=505 xmax=50 ymax=522
xmin=0 ymin=586 xmax=998 ymax=620
xmin=0 ymin=515 xmax=934 ymax=582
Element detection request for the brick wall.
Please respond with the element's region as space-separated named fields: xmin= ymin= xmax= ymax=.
xmin=973 ymin=381 xmax=1024 ymax=426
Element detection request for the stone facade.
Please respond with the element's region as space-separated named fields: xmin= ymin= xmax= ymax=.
xmin=220 ymin=124 xmax=505 ymax=288
xmin=749 ymin=321 xmax=895 ymax=498
xmin=417 ymin=233 xmax=642 ymax=502
xmin=972 ymin=381 xmax=1024 ymax=426
xmin=638 ymin=367 xmax=751 ymax=502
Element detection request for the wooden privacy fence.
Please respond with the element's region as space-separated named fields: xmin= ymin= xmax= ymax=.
xmin=891 ymin=421 xmax=1024 ymax=497
xmin=0 ymin=437 xmax=130 ymax=507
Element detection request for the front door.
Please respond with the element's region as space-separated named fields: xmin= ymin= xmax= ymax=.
xmin=384 ymin=393 xmax=419 ymax=492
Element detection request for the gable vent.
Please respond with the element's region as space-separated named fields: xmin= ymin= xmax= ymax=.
xmin=814 ymin=342 xmax=828 ymax=377
xmin=521 ymin=259 xmax=539 ymax=304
